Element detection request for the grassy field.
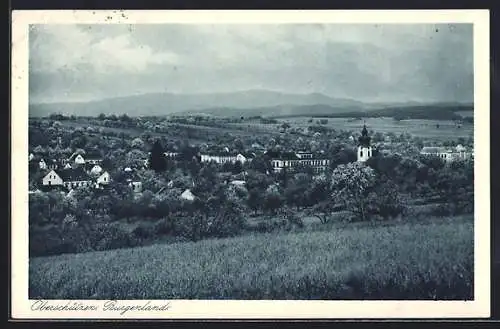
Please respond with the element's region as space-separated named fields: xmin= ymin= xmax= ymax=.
xmin=273 ymin=117 xmax=473 ymax=140
xmin=29 ymin=215 xmax=473 ymax=300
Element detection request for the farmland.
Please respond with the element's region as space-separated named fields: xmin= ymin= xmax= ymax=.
xmin=29 ymin=214 xmax=473 ymax=300
xmin=275 ymin=117 xmax=473 ymax=140
xmin=227 ymin=117 xmax=473 ymax=141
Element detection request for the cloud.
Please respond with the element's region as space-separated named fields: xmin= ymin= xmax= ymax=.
xmin=29 ymin=25 xmax=179 ymax=74
xmin=28 ymin=23 xmax=474 ymax=103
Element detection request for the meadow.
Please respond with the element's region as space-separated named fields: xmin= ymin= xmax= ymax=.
xmin=274 ymin=117 xmax=473 ymax=140
xmin=29 ymin=215 xmax=473 ymax=300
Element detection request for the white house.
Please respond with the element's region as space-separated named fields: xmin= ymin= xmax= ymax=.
xmin=89 ymin=164 xmax=103 ymax=176
xmin=230 ymin=180 xmax=246 ymax=187
xmin=236 ymin=153 xmax=248 ymax=164
xmin=39 ymin=159 xmax=48 ymax=170
xmin=59 ymin=168 xmax=93 ymax=190
xmin=85 ymin=157 xmax=103 ymax=165
xmin=124 ymin=169 xmax=142 ymax=192
xmin=70 ymin=153 xmax=85 ymax=165
xmin=200 ymin=153 xmax=252 ymax=165
xmin=129 ymin=181 xmax=143 ymax=193
xmin=42 ymin=170 xmax=63 ymax=187
xmin=180 ymin=189 xmax=196 ymax=201
xmin=96 ymin=171 xmax=111 ymax=186
xmin=164 ymin=152 xmax=179 ymax=158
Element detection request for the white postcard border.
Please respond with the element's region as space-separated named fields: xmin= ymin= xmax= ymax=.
xmin=11 ymin=9 xmax=491 ymax=319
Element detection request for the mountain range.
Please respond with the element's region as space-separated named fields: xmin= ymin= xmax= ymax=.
xmin=29 ymin=89 xmax=471 ymax=118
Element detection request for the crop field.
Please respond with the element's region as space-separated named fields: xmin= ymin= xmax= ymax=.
xmin=30 ymin=215 xmax=473 ymax=300
xmin=274 ymin=117 xmax=473 ymax=140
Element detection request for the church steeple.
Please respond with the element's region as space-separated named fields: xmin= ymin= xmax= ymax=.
xmin=357 ymin=121 xmax=373 ymax=162
xmin=358 ymin=122 xmax=371 ymax=148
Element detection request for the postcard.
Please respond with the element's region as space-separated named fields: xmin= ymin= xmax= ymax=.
xmin=11 ymin=9 xmax=490 ymax=319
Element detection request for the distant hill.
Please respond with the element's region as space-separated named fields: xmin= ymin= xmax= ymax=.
xmin=29 ymin=89 xmax=473 ymax=121
xmin=29 ymin=90 xmax=368 ymax=118
xmin=267 ymin=103 xmax=474 ymax=121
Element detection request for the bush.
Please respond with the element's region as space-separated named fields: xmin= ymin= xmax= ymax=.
xmin=154 ymin=217 xmax=175 ymax=236
xmin=132 ymin=223 xmax=156 ymax=241
xmin=95 ymin=224 xmax=139 ymax=251
xmin=29 ymin=222 xmax=140 ymax=257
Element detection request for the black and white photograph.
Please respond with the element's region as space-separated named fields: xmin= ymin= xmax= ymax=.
xmin=11 ymin=10 xmax=490 ymax=319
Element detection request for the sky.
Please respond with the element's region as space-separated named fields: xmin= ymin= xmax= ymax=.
xmin=29 ymin=23 xmax=474 ymax=104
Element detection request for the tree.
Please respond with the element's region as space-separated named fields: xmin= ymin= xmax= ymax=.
xmin=330 ymin=162 xmax=377 ymax=221
xmin=131 ymin=137 xmax=145 ymax=149
xmin=247 ymin=188 xmax=262 ymax=215
xmin=248 ymin=155 xmax=272 ymax=174
xmin=284 ymin=173 xmax=311 ymax=210
xmin=281 ymin=122 xmax=291 ymax=130
xmin=125 ymin=149 xmax=147 ymax=169
xmin=308 ymin=201 xmax=335 ymax=224
xmin=366 ymin=179 xmax=407 ymax=220
xmin=148 ymin=140 xmax=167 ymax=172
xmin=263 ymin=185 xmax=284 ymax=215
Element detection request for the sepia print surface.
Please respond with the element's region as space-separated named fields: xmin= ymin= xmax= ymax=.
xmin=11 ymin=10 xmax=490 ymax=319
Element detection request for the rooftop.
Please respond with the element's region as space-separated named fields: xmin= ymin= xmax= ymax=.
xmin=421 ymin=146 xmax=453 ymax=154
xmin=58 ymin=168 xmax=91 ymax=182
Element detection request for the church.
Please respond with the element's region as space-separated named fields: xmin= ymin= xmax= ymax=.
xmin=357 ymin=123 xmax=373 ymax=162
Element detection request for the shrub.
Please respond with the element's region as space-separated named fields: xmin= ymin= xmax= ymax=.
xmin=154 ymin=217 xmax=175 ymax=236
xmin=132 ymin=223 xmax=156 ymax=241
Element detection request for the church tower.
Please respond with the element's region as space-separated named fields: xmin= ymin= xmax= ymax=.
xmin=357 ymin=123 xmax=372 ymax=162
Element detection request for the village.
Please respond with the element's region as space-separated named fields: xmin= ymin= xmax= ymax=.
xmin=29 ymin=122 xmax=474 ymax=203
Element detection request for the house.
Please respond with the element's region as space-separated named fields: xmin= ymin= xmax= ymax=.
xmin=47 ymin=159 xmax=60 ymax=170
xmin=85 ymin=156 xmax=103 ymax=165
xmin=89 ymin=164 xmax=103 ymax=176
xmin=200 ymin=152 xmax=253 ymax=165
xmin=42 ymin=169 xmax=64 ymax=187
xmin=68 ymin=153 xmax=86 ymax=166
xmin=96 ymin=171 xmax=111 ymax=187
xmin=164 ymin=152 xmax=179 ymax=159
xmin=124 ymin=170 xmax=142 ymax=193
xmin=230 ymin=180 xmax=246 ymax=187
xmin=266 ymin=150 xmax=330 ymax=174
xmin=59 ymin=168 xmax=93 ymax=190
xmin=180 ymin=189 xmax=196 ymax=201
xmin=39 ymin=159 xmax=48 ymax=170
xmin=129 ymin=180 xmax=143 ymax=193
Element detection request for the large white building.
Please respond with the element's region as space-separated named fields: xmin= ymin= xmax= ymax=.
xmin=267 ymin=151 xmax=330 ymax=174
xmin=420 ymin=144 xmax=472 ymax=163
xmin=200 ymin=152 xmax=253 ymax=165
